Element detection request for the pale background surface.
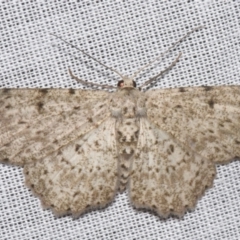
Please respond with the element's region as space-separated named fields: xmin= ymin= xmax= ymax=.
xmin=1 ymin=1 xmax=240 ymax=239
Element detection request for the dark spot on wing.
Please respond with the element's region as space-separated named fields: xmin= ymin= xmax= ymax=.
xmin=214 ymin=146 xmax=220 ymax=151
xmin=18 ymin=121 xmax=27 ymax=124
xmin=69 ymin=89 xmax=75 ymax=94
xmin=5 ymin=105 xmax=12 ymax=109
xmin=3 ymin=89 xmax=11 ymax=93
xmin=88 ymin=117 xmax=93 ymax=122
xmin=175 ymin=105 xmax=182 ymax=108
xmin=75 ymin=144 xmax=81 ymax=151
xmin=203 ymin=86 xmax=213 ymax=91
xmin=2 ymin=158 xmax=9 ymax=162
xmin=235 ymin=140 xmax=240 ymax=144
xmin=178 ymin=87 xmax=186 ymax=92
xmin=61 ymin=157 xmax=69 ymax=164
xmin=73 ymin=192 xmax=80 ymax=197
xmin=189 ymin=179 xmax=193 ymax=186
xmin=170 ymin=144 xmax=174 ymax=153
xmin=39 ymin=89 xmax=48 ymax=94
xmin=37 ymin=102 xmax=44 ymax=111
xmin=208 ymin=99 xmax=214 ymax=108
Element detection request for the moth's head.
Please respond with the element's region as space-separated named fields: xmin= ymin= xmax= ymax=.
xmin=117 ymin=76 xmax=136 ymax=89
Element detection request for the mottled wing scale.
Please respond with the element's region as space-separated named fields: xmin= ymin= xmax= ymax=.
xmin=145 ymin=86 xmax=240 ymax=163
xmin=129 ymin=119 xmax=216 ymax=217
xmin=0 ymin=89 xmax=110 ymax=165
xmin=128 ymin=85 xmax=240 ymax=217
xmin=0 ymin=89 xmax=119 ymax=216
xmin=24 ymin=118 xmax=118 ymax=216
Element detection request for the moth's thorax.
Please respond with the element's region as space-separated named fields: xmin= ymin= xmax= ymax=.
xmin=110 ymin=89 xmax=147 ymax=118
xmin=110 ymin=89 xmax=146 ymax=191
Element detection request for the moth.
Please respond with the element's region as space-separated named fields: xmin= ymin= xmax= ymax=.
xmin=0 ymin=27 xmax=239 ymax=218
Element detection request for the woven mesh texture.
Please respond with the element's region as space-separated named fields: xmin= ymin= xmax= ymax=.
xmin=1 ymin=1 xmax=240 ymax=239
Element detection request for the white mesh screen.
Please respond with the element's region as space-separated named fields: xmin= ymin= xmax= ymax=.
xmin=1 ymin=1 xmax=240 ymax=239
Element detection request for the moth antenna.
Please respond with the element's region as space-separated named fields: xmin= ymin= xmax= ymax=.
xmin=50 ymin=33 xmax=125 ymax=79
xmin=131 ymin=26 xmax=205 ymax=79
xmin=140 ymin=52 xmax=182 ymax=89
xmin=68 ymin=68 xmax=117 ymax=89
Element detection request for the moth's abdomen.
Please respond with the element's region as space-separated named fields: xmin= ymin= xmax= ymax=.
xmin=117 ymin=119 xmax=139 ymax=143
xmin=116 ymin=118 xmax=140 ymax=192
